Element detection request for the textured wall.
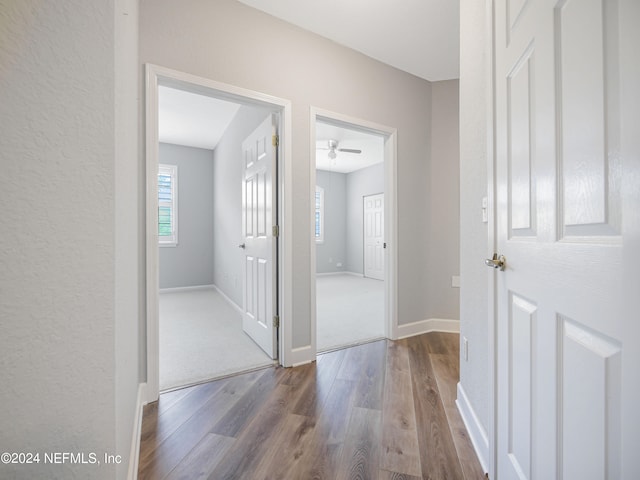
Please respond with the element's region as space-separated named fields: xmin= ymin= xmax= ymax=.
xmin=0 ymin=0 xmax=140 ymax=478
xmin=140 ymin=0 xmax=435 ymax=348
xmin=159 ymin=143 xmax=214 ymax=289
xmin=459 ymin=0 xmax=490 ymax=434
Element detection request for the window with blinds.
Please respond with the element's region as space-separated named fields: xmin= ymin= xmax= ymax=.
xmin=158 ymin=164 xmax=177 ymax=246
xmin=315 ymin=185 xmax=324 ymax=243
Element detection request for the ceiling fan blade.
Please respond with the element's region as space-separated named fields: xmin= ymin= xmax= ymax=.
xmin=338 ymin=148 xmax=362 ymax=154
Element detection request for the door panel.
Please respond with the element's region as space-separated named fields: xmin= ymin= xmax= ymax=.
xmin=241 ymin=115 xmax=277 ymax=359
xmin=364 ymin=193 xmax=384 ymax=280
xmin=494 ymin=0 xmax=636 ymax=478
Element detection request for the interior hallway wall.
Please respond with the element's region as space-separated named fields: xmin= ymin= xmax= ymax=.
xmin=0 ymin=0 xmax=141 ymax=478
xmin=159 ymin=143 xmax=214 ymax=289
xmin=429 ymin=80 xmax=461 ymax=319
xmin=140 ymin=0 xmax=467 ymax=357
xmin=459 ymin=0 xmax=490 ymax=437
xmin=140 ymin=0 xmax=435 ymax=351
xmin=212 ymin=105 xmax=273 ymax=308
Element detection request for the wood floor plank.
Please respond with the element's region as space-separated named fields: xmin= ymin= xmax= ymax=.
xmin=431 ymin=353 xmax=486 ymax=480
xmin=353 ymin=339 xmax=387 ymax=410
xmin=139 ymin=333 xmax=485 ymax=480
xmin=138 ymin=380 xmax=227 ymax=470
xmin=408 ymin=336 xmax=465 ymax=480
xmin=378 ymin=470 xmax=423 ymax=480
xmin=252 ymin=413 xmax=317 ymax=480
xmin=337 ymin=341 xmax=372 ymax=380
xmin=336 ymin=407 xmax=382 ymax=480
xmin=138 ymin=372 xmax=263 ymax=479
xmin=164 ymin=433 xmax=235 ymax=480
xmin=157 ymin=385 xmax=197 ymax=414
xmin=288 ymin=377 xmax=358 ymax=479
xmin=426 ymin=331 xmax=460 ymax=356
xmin=206 ymin=383 xmax=291 ymax=480
xmin=209 ymin=367 xmax=285 ymax=437
xmin=380 ymin=340 xmax=422 ymax=477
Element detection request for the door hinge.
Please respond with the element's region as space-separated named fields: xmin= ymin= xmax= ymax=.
xmin=272 ymin=134 xmax=279 ymax=147
xmin=272 ymin=225 xmax=279 ymax=237
xmin=273 ymin=315 xmax=280 ymax=328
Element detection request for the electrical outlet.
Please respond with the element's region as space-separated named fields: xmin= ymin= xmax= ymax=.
xmin=463 ymin=337 xmax=469 ymax=361
xmin=336 ymin=262 xmax=342 ymax=267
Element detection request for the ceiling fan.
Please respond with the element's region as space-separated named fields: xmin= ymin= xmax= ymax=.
xmin=318 ymin=139 xmax=362 ymax=159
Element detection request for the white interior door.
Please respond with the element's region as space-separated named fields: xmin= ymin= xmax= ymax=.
xmin=241 ymin=114 xmax=277 ymax=359
xmin=494 ymin=0 xmax=638 ymax=479
xmin=364 ymin=193 xmax=384 ymax=280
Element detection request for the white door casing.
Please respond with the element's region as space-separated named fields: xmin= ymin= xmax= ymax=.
xmin=364 ymin=193 xmax=384 ymax=281
xmin=493 ymin=0 xmax=638 ymax=479
xmin=241 ymin=115 xmax=277 ymax=359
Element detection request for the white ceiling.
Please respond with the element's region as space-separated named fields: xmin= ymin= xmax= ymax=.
xmin=159 ymin=86 xmax=241 ymax=150
xmin=315 ymin=122 xmax=384 ymax=174
xmin=237 ymin=0 xmax=460 ymax=81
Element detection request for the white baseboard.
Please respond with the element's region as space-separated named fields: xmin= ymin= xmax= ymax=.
xmin=127 ymin=383 xmax=147 ymax=480
xmin=159 ymin=284 xmax=214 ymax=293
xmin=456 ymin=382 xmax=489 ymax=474
xmin=211 ymin=284 xmax=243 ymax=314
xmin=395 ymin=318 xmax=460 ymax=339
xmin=315 ymin=271 xmax=362 ymax=277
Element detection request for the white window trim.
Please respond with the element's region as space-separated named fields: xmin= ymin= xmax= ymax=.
xmin=315 ymin=185 xmax=324 ymax=244
xmin=158 ymin=163 xmax=178 ymax=247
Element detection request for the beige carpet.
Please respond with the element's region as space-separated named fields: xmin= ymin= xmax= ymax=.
xmin=316 ymin=273 xmax=385 ymax=352
xmin=159 ymin=287 xmax=273 ymax=391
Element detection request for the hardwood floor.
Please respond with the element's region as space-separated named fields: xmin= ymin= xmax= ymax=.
xmin=138 ymin=333 xmax=485 ymax=480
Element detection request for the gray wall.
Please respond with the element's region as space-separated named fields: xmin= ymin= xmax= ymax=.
xmin=316 ymin=170 xmax=348 ymax=274
xmin=159 ymin=143 xmax=214 ymax=289
xmin=0 ymin=0 xmax=140 ymax=478
xmin=346 ymin=163 xmax=385 ymax=274
xmin=213 ymin=105 xmax=274 ymax=307
xmin=429 ymin=80 xmax=460 ymax=319
xmin=140 ymin=0 xmax=438 ymax=349
xmin=460 ymin=0 xmax=490 ymax=434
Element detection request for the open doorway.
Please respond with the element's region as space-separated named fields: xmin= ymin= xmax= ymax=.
xmin=146 ymin=65 xmax=292 ymax=400
xmin=156 ymin=86 xmax=277 ymax=391
xmin=312 ymin=115 xmax=394 ymax=352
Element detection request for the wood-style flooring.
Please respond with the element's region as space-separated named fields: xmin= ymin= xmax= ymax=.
xmin=138 ymin=332 xmax=485 ymax=480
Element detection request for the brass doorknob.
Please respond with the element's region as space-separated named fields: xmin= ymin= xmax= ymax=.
xmin=485 ymin=253 xmax=506 ymax=271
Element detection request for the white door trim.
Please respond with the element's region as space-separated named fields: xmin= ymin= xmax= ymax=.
xmin=144 ymin=64 xmax=293 ymax=403
xmin=309 ymin=107 xmax=398 ymax=354
xmin=486 ymin=1 xmax=497 ymax=478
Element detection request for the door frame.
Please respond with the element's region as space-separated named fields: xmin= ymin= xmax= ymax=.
xmin=486 ymin=1 xmax=497 ymax=478
xmin=144 ymin=64 xmax=293 ymax=402
xmin=310 ymin=107 xmax=398 ymax=352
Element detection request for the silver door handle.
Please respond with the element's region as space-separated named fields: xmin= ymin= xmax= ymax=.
xmin=485 ymin=253 xmax=506 ymax=271
xmin=238 ymin=243 xmax=246 ymax=249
